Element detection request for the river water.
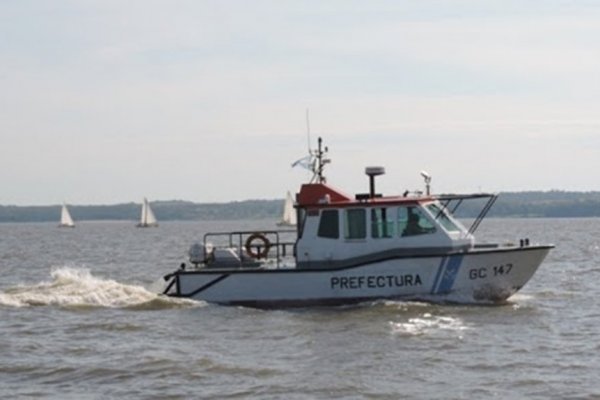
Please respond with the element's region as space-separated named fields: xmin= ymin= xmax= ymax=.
xmin=0 ymin=218 xmax=598 ymax=399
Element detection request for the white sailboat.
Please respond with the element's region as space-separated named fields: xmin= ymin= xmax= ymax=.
xmin=59 ymin=203 xmax=75 ymax=228
xmin=277 ymin=191 xmax=297 ymax=226
xmin=137 ymin=198 xmax=158 ymax=228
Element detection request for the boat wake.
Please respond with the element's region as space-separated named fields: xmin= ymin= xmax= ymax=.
xmin=390 ymin=313 xmax=471 ymax=337
xmin=0 ymin=267 xmax=202 ymax=309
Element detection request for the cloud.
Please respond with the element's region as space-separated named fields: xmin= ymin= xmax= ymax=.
xmin=2 ymin=1 xmax=600 ymax=204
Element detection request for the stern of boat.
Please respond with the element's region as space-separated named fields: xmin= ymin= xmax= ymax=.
xmin=162 ymin=268 xmax=181 ymax=297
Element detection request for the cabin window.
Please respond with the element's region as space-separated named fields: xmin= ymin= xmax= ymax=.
xmin=344 ymin=209 xmax=366 ymax=239
xmin=426 ymin=203 xmax=461 ymax=232
xmin=398 ymin=206 xmax=435 ymax=237
xmin=318 ymin=209 xmax=339 ymax=239
xmin=297 ymin=208 xmax=307 ymax=238
xmin=371 ymin=208 xmax=394 ymax=238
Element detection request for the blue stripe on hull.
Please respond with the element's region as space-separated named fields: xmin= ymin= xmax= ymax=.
xmin=431 ymin=257 xmax=448 ymax=294
xmin=431 ymin=255 xmax=464 ymax=294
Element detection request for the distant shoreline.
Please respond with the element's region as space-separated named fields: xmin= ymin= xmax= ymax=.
xmin=2 ymin=191 xmax=600 ymax=222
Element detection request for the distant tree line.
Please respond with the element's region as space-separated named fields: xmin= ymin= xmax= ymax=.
xmin=2 ymin=191 xmax=600 ymax=222
xmin=439 ymin=191 xmax=600 ymax=218
xmin=0 ymin=200 xmax=282 ymax=222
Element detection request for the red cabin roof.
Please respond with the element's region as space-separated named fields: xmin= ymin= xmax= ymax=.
xmin=296 ymin=183 xmax=351 ymax=206
xmin=296 ymin=183 xmax=432 ymax=208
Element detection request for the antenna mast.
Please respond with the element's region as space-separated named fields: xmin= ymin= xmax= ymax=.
xmin=291 ymin=112 xmax=330 ymax=184
xmin=312 ymin=137 xmax=330 ymax=184
xmin=305 ymin=108 xmax=311 ymax=154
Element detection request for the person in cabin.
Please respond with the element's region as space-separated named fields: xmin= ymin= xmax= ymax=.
xmin=403 ymin=209 xmax=425 ymax=236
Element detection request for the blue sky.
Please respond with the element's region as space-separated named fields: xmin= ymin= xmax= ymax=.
xmin=1 ymin=1 xmax=600 ymax=205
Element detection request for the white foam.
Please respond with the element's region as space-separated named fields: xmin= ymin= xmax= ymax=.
xmin=390 ymin=313 xmax=471 ymax=337
xmin=0 ymin=266 xmax=201 ymax=309
xmin=509 ymin=293 xmax=535 ymax=302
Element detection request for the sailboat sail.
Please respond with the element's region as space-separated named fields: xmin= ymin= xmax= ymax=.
xmin=59 ymin=203 xmax=75 ymax=228
xmin=278 ymin=191 xmax=297 ymax=226
xmin=137 ymin=198 xmax=158 ymax=227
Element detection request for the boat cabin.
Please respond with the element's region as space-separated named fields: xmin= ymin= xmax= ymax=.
xmin=185 ymin=138 xmax=497 ymax=271
xmin=294 ymin=171 xmax=474 ymax=269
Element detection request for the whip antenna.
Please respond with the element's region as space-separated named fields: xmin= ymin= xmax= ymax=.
xmin=305 ymin=108 xmax=312 ymax=154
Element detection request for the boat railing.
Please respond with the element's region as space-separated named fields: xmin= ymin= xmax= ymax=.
xmin=435 ymin=193 xmax=498 ymax=234
xmin=203 ymin=230 xmax=297 ymax=269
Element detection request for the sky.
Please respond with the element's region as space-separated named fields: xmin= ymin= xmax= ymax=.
xmin=1 ymin=1 xmax=600 ymax=205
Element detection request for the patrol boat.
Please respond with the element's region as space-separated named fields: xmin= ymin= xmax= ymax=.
xmin=161 ymin=138 xmax=553 ymax=307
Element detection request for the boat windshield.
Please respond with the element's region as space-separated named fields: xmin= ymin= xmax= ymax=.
xmin=426 ymin=203 xmax=461 ymax=232
xmin=398 ymin=206 xmax=436 ymax=237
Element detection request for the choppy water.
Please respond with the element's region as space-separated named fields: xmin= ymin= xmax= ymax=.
xmin=1 ymin=219 xmax=599 ymax=399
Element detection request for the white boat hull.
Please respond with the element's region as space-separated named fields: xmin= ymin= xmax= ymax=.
xmin=163 ymin=245 xmax=552 ymax=307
